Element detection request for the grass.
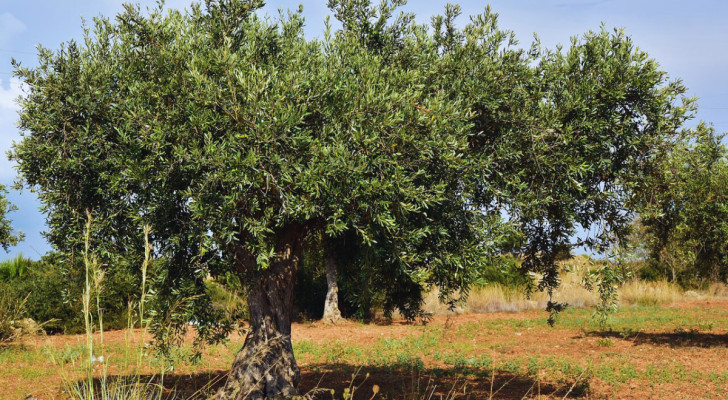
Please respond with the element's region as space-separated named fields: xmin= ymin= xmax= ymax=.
xmin=295 ymin=304 xmax=724 ymax=364
xmin=423 ymin=263 xmax=728 ymax=317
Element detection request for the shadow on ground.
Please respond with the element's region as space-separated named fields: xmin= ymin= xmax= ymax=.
xmin=80 ymin=364 xmax=590 ymax=399
xmin=587 ymin=330 xmax=728 ymax=348
xmin=296 ymin=364 xmax=588 ymax=399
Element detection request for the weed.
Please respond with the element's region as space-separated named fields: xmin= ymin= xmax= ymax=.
xmin=502 ymin=359 xmax=521 ymax=374
xmin=596 ymin=337 xmax=614 ymax=347
xmin=697 ymin=321 xmax=714 ymax=331
xmin=619 ymin=327 xmax=641 ymax=339
xmin=57 ymin=216 xmax=163 ymax=400
xmin=393 ymin=354 xmax=425 ymax=372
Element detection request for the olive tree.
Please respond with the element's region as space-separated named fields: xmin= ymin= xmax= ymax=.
xmin=415 ymin=7 xmax=694 ymax=320
xmin=635 ymin=124 xmax=728 ymax=284
xmin=11 ymin=0 xmax=696 ymax=398
xmin=12 ymin=1 xmax=486 ymax=397
xmin=492 ymin=28 xmax=695 ymax=318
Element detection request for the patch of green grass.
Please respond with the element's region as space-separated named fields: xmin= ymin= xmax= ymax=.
xmin=556 ymin=304 xmax=726 ymax=334
xmin=13 ymin=364 xmax=58 ymax=379
xmin=45 ymin=344 xmax=87 ymax=366
xmin=390 ymin=354 xmax=425 ymax=372
xmin=0 ymin=345 xmax=43 ymax=364
xmin=293 ymin=339 xmax=318 ymax=360
xmin=442 ymin=352 xmax=492 ymax=375
xmin=697 ymin=321 xmax=714 ymax=331
xmin=708 ymin=371 xmax=728 ymax=386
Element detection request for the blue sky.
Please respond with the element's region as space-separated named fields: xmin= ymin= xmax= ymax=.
xmin=1 ymin=0 xmax=727 ymax=260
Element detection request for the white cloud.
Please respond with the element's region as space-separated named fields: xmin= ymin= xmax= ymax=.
xmin=0 ymin=78 xmax=24 ymax=180
xmin=0 ymin=12 xmax=27 ymax=47
xmin=0 ymin=77 xmax=23 ymax=110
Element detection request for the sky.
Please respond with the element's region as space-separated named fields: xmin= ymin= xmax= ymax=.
xmin=0 ymin=0 xmax=727 ymax=260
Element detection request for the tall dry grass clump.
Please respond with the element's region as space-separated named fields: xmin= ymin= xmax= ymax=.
xmin=618 ymin=280 xmax=682 ymax=306
xmin=705 ymin=282 xmax=728 ymax=297
xmin=0 ymin=291 xmax=29 ymax=343
xmin=55 ymin=213 xmax=164 ymax=400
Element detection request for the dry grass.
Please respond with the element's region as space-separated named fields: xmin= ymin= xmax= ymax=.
xmin=705 ymin=282 xmax=728 ymax=297
xmin=423 ymin=261 xmax=728 ymax=316
xmin=618 ymin=280 xmax=683 ymax=306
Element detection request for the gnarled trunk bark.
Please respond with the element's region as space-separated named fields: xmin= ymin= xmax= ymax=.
xmin=322 ymin=255 xmax=343 ymax=324
xmin=214 ymin=224 xmax=305 ymax=400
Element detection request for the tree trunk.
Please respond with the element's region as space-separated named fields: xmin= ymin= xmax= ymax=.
xmin=322 ymin=255 xmax=343 ymax=324
xmin=214 ymin=224 xmax=305 ymax=400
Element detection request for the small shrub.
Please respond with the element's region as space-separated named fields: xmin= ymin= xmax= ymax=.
xmin=393 ymin=354 xmax=425 ymax=372
xmin=697 ymin=322 xmax=714 ymax=331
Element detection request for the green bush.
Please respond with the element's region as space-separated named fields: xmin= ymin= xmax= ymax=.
xmin=9 ymin=260 xmax=76 ymax=333
xmin=0 ymin=253 xmax=33 ymax=281
xmin=473 ymin=255 xmax=531 ymax=288
xmin=0 ymin=253 xmax=137 ymax=334
xmin=206 ymin=274 xmax=248 ymax=325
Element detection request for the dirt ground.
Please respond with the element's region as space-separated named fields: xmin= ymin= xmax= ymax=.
xmin=2 ymin=300 xmax=728 ymax=399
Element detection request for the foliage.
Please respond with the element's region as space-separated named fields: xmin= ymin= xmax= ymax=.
xmin=472 ymin=255 xmax=532 ymax=289
xmin=0 ymin=253 xmax=136 ymax=334
xmin=0 ymin=253 xmax=33 ymax=281
xmin=206 ymin=276 xmax=248 ymax=324
xmin=0 ymin=185 xmax=21 ymax=252
xmin=634 ymin=124 xmax=728 ymax=285
xmin=491 ymin=28 xmax=693 ymax=322
xmin=11 ymin=0 xmax=488 ymax=348
xmin=0 ymin=256 xmax=75 ymax=334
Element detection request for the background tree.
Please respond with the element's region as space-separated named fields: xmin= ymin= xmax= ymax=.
xmin=504 ymin=28 xmax=694 ymax=319
xmin=321 ymin=234 xmax=344 ymax=323
xmin=634 ymin=124 xmax=728 ymax=284
xmin=0 ymin=185 xmax=21 ymax=251
xmin=415 ymin=7 xmax=694 ymax=321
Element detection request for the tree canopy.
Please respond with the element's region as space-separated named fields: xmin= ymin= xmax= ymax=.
xmin=634 ymin=124 xmax=728 ymax=284
xmin=11 ymin=0 xmax=699 ymax=397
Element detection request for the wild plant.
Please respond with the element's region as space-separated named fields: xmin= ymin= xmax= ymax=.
xmin=57 ymin=212 xmax=164 ymax=400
